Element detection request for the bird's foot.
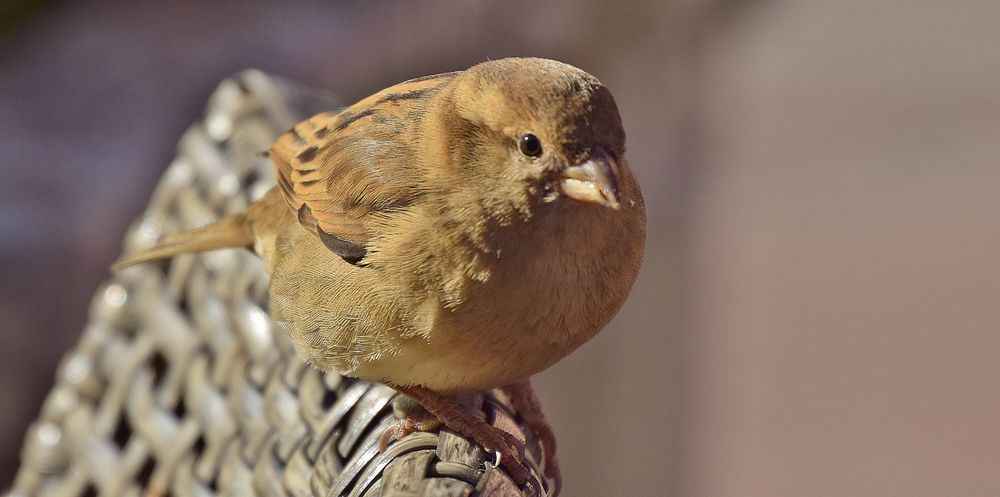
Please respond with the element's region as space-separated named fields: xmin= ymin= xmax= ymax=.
xmin=394 ymin=385 xmax=537 ymax=493
xmin=502 ymin=380 xmax=562 ymax=496
xmin=379 ymin=394 xmax=443 ymax=451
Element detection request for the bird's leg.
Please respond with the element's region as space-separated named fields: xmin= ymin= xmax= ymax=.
xmin=379 ymin=393 xmax=443 ymax=451
xmin=394 ymin=385 xmax=533 ymax=489
xmin=502 ymin=379 xmax=562 ymax=496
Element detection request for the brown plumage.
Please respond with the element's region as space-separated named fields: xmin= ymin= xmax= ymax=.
xmin=114 ymin=58 xmax=645 ymax=494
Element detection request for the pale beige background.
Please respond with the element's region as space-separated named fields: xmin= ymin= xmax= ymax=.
xmin=2 ymin=1 xmax=999 ymax=495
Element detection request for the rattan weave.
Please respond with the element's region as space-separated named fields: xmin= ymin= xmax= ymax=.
xmin=7 ymin=71 xmax=548 ymax=497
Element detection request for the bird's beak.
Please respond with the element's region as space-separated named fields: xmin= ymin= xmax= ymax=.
xmin=559 ymin=147 xmax=621 ymax=210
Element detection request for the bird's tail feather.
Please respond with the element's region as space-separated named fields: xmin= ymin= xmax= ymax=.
xmin=111 ymin=213 xmax=253 ymax=270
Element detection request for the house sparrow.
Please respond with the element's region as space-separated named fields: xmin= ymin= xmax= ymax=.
xmin=114 ymin=57 xmax=646 ymax=495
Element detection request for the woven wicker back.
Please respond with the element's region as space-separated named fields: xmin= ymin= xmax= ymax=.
xmin=8 ymin=71 xmax=545 ymax=497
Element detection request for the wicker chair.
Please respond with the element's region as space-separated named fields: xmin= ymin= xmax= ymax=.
xmin=7 ymin=71 xmax=549 ymax=497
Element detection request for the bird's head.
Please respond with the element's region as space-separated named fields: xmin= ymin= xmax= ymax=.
xmin=436 ymin=57 xmax=628 ymax=221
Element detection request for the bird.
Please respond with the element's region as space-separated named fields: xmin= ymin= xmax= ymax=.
xmin=114 ymin=57 xmax=646 ymax=495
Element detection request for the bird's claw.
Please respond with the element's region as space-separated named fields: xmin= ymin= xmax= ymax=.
xmin=501 ymin=380 xmax=563 ymax=496
xmin=378 ymin=413 xmax=442 ymax=452
xmin=497 ymin=429 xmax=527 ymax=462
xmin=475 ymin=424 xmax=536 ymax=492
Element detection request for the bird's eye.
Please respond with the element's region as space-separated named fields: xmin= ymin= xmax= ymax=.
xmin=518 ymin=133 xmax=543 ymax=158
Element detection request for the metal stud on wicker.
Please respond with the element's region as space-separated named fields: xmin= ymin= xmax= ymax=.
xmin=7 ymin=71 xmax=548 ymax=497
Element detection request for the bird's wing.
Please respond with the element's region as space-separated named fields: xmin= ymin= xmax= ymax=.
xmin=268 ymin=72 xmax=457 ymax=263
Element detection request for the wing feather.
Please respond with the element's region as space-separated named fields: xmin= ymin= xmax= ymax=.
xmin=267 ymin=72 xmax=456 ymax=261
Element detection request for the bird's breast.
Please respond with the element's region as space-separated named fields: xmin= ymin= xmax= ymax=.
xmin=355 ymin=203 xmax=641 ymax=393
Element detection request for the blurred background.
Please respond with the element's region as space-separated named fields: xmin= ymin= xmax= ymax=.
xmin=2 ymin=0 xmax=1000 ymax=495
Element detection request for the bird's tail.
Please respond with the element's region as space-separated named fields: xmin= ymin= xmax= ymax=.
xmin=111 ymin=213 xmax=253 ymax=271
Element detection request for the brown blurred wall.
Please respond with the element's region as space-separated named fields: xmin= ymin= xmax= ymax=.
xmin=2 ymin=1 xmax=1000 ymax=495
xmin=684 ymin=2 xmax=1000 ymax=495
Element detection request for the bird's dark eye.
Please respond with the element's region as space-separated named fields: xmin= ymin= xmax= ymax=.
xmin=518 ymin=133 xmax=543 ymax=158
